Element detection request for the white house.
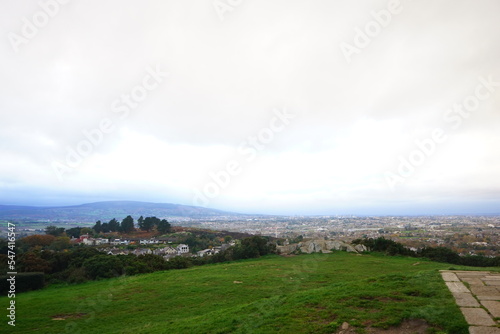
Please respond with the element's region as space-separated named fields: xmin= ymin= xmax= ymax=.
xmin=176 ymin=244 xmax=189 ymax=254
xmin=95 ymin=238 xmax=109 ymax=245
xmin=197 ymin=249 xmax=214 ymax=257
xmin=83 ymin=238 xmax=96 ymax=246
xmin=82 ymin=237 xmax=109 ymax=246
xmin=140 ymin=238 xmax=159 ymax=245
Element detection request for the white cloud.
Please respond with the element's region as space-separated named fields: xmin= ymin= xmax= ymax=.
xmin=0 ymin=0 xmax=499 ymax=214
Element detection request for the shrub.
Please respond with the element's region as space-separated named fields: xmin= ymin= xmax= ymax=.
xmin=83 ymin=255 xmax=125 ymax=279
xmin=0 ymin=272 xmax=45 ymax=294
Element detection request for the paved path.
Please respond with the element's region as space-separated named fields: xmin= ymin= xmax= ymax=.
xmin=441 ymin=270 xmax=500 ymax=334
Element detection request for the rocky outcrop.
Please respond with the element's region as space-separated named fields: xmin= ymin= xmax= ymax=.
xmin=354 ymin=244 xmax=368 ymax=253
xmin=277 ymin=239 xmax=368 ymax=255
xmin=276 ymin=244 xmax=300 ymax=254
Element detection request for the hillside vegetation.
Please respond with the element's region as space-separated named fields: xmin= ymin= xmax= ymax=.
xmin=3 ymin=252 xmax=498 ymax=334
xmin=0 ymin=201 xmax=246 ymax=223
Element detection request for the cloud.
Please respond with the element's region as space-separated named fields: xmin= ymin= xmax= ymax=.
xmin=0 ymin=0 xmax=499 ymax=214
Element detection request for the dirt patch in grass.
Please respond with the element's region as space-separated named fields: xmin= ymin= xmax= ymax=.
xmin=302 ymin=303 xmax=337 ymax=326
xmin=51 ymin=313 xmax=87 ymax=320
xmin=337 ymin=319 xmax=431 ymax=334
xmin=358 ymin=296 xmax=405 ymax=303
xmin=305 ymin=303 xmax=327 ymax=310
xmin=378 ymin=296 xmax=405 ymax=302
xmin=352 ymin=307 xmax=381 ymax=313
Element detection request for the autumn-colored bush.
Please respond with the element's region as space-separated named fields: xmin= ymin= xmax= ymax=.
xmin=20 ymin=234 xmax=56 ymax=248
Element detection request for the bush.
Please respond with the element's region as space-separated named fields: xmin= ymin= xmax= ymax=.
xmin=69 ymin=247 xmax=105 ymax=267
xmin=66 ymin=267 xmax=89 ymax=284
xmin=0 ymin=272 xmax=45 ymax=294
xmin=137 ymin=254 xmax=168 ymax=271
xmin=357 ymin=237 xmax=500 ymax=267
xmin=166 ymin=256 xmax=192 ymax=269
xmin=18 ymin=252 xmax=51 ymax=273
xmin=83 ymin=255 xmax=125 ymax=279
xmin=418 ymin=247 xmax=461 ymax=264
xmin=208 ymin=236 xmax=276 ymax=263
xmin=125 ymin=261 xmax=150 ymax=276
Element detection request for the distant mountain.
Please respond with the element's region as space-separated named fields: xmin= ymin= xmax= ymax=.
xmin=0 ymin=201 xmax=248 ymax=223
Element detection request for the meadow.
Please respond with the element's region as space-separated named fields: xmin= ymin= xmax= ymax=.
xmin=3 ymin=251 xmax=498 ymax=333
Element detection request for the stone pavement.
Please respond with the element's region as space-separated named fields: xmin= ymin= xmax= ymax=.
xmin=441 ymin=270 xmax=500 ymax=334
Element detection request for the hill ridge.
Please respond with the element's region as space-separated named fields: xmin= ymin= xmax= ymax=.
xmin=0 ymin=200 xmax=251 ymax=222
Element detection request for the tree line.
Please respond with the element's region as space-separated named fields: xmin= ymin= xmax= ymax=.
xmin=92 ymin=215 xmax=171 ymax=234
xmin=45 ymin=215 xmax=172 ymax=237
xmin=353 ymin=237 xmax=500 ymax=267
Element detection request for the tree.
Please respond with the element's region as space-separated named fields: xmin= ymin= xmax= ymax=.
xmin=81 ymin=227 xmax=93 ymax=235
xmin=419 ymin=246 xmax=461 ymax=264
xmin=139 ymin=216 xmax=160 ymax=232
xmin=237 ymin=236 xmax=275 ymax=259
xmin=18 ymin=252 xmax=51 ymax=273
xmin=45 ymin=225 xmax=65 ymax=237
xmin=108 ymin=218 xmax=120 ymax=232
xmin=66 ymin=227 xmax=82 ymax=238
xmin=137 ymin=254 xmax=168 ymax=271
xmin=93 ymin=220 xmax=102 ymax=233
xmin=101 ymin=223 xmax=110 ymax=233
xmin=157 ymin=219 xmax=171 ymax=234
xmin=20 ymin=235 xmax=56 ymax=248
xmin=83 ymin=255 xmax=124 ymax=279
xmin=49 ymin=237 xmax=71 ymax=251
xmin=138 ymin=217 xmax=147 ymax=231
xmin=121 ymin=215 xmax=135 ymax=233
xmin=69 ymin=248 xmax=103 ymax=267
xmin=0 ymin=239 xmax=8 ymax=254
xmin=166 ymin=256 xmax=192 ymax=270
xmin=40 ymin=251 xmax=71 ymax=274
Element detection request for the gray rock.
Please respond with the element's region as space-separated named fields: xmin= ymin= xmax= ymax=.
xmin=354 ymin=244 xmax=368 ymax=252
xmin=276 ymin=244 xmax=299 ymax=254
xmin=278 ymin=239 xmax=360 ymax=255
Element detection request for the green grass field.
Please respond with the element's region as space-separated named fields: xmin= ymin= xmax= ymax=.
xmin=2 ymin=252 xmax=497 ymax=333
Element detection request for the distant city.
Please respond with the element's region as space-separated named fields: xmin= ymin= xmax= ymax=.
xmin=2 ymin=201 xmax=498 ymax=257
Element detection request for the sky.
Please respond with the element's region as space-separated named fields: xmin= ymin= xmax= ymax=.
xmin=1 ymin=0 xmax=499 ymax=215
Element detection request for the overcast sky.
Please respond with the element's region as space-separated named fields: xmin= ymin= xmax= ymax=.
xmin=1 ymin=0 xmax=499 ymax=215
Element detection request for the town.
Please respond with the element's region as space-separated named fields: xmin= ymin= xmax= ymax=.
xmin=6 ymin=214 xmax=500 ymax=257
xmin=73 ymin=233 xmax=234 ymax=259
xmin=174 ymin=215 xmax=500 ymax=256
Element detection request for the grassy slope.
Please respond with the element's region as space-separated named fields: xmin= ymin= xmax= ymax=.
xmin=3 ymin=252 xmax=498 ymax=334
